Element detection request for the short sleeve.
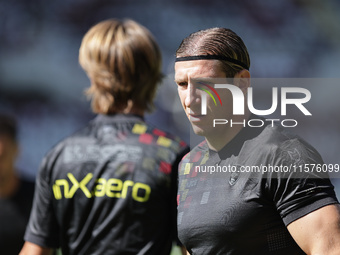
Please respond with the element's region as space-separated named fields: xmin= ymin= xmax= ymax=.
xmin=24 ymin=153 xmax=60 ymax=248
xmin=267 ymin=138 xmax=339 ymax=226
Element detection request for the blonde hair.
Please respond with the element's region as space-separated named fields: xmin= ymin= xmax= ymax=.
xmin=79 ymin=19 xmax=162 ymax=114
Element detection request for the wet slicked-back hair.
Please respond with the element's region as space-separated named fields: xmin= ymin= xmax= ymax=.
xmin=79 ymin=19 xmax=162 ymax=114
xmin=176 ymin=28 xmax=250 ymax=77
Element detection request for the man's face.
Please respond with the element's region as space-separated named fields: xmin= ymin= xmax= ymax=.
xmin=175 ymin=60 xmax=235 ymax=137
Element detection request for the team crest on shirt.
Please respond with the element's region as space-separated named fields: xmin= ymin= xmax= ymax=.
xmin=229 ymin=166 xmax=241 ymax=186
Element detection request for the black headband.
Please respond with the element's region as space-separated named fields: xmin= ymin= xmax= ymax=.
xmin=175 ymin=55 xmax=249 ymax=70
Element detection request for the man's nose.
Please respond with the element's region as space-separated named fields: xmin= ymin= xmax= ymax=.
xmin=184 ymin=83 xmax=200 ymax=108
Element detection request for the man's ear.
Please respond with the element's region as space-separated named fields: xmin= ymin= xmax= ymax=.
xmin=234 ymin=69 xmax=250 ymax=93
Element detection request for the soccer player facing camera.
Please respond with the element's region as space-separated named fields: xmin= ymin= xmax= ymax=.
xmin=175 ymin=27 xmax=340 ymax=254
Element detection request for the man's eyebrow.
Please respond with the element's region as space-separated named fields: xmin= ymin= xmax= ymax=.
xmin=174 ymin=76 xmax=185 ymax=82
xmin=197 ymin=80 xmax=214 ymax=85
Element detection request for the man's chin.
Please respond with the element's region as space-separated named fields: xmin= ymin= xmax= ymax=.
xmin=191 ymin=124 xmax=209 ymax=137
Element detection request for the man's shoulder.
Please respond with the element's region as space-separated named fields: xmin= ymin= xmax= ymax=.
xmin=43 ymin=118 xmax=189 ymax=166
xmin=254 ymin=124 xmax=323 ymax=164
xmin=129 ymin=121 xmax=189 ymax=153
xmin=180 ymin=140 xmax=207 ymax=164
xmin=262 ymin=126 xmax=314 ymax=149
xmin=252 ymin=125 xmax=313 ymax=149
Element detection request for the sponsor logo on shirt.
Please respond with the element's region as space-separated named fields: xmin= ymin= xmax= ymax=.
xmin=52 ymin=173 xmax=151 ymax=202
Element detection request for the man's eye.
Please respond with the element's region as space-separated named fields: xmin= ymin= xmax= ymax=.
xmin=177 ymin=82 xmax=188 ymax=87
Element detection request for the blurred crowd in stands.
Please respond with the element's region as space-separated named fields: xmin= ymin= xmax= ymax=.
xmin=0 ymin=0 xmax=339 ymax=194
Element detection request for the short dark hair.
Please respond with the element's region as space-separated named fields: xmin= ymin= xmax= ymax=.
xmin=176 ymin=27 xmax=250 ymax=77
xmin=0 ymin=114 xmax=17 ymax=141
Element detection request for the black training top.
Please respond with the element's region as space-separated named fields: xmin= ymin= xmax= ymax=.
xmin=24 ymin=114 xmax=188 ymax=255
xmin=177 ymin=123 xmax=338 ymax=255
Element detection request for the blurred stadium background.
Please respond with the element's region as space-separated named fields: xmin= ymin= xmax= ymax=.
xmin=1 ymin=0 xmax=340 ymax=205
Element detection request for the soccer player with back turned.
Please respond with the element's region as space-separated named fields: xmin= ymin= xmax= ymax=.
xmin=20 ymin=19 xmax=188 ymax=255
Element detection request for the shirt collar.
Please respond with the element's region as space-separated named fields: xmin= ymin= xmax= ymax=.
xmin=93 ymin=114 xmax=144 ymax=124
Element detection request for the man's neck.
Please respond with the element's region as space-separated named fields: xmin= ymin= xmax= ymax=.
xmin=0 ymin=171 xmax=19 ymax=198
xmin=205 ymin=125 xmax=243 ymax=152
xmin=205 ymin=112 xmax=251 ymax=152
xmin=121 ymin=100 xmax=145 ymax=117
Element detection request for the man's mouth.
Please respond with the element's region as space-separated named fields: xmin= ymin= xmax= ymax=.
xmin=187 ymin=113 xmax=205 ymax=122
